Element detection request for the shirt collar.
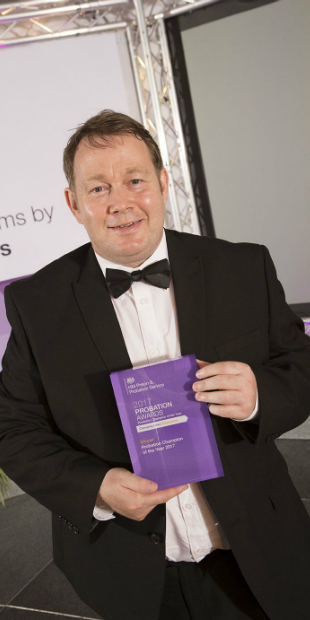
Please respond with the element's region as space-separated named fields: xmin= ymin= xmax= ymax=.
xmin=95 ymin=229 xmax=168 ymax=277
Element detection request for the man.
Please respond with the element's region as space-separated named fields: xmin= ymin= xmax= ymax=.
xmin=0 ymin=110 xmax=310 ymax=620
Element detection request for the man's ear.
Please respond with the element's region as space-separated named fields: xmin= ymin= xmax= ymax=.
xmin=159 ymin=168 xmax=169 ymax=204
xmin=64 ymin=187 xmax=83 ymax=224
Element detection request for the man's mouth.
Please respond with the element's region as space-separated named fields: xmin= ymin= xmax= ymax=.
xmin=109 ymin=220 xmax=141 ymax=229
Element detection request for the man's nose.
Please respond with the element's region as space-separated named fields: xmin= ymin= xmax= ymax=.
xmin=108 ymin=186 xmax=131 ymax=213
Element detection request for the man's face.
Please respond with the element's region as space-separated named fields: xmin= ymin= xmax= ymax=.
xmin=65 ymin=134 xmax=168 ymax=267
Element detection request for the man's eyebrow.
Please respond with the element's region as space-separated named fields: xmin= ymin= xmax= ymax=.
xmin=85 ymin=174 xmax=108 ymax=184
xmin=124 ymin=166 xmax=150 ymax=175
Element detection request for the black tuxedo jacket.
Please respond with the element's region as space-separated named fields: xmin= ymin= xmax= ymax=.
xmin=1 ymin=230 xmax=310 ymax=620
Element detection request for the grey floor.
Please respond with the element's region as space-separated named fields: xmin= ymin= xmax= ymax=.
xmin=1 ymin=439 xmax=309 ymax=620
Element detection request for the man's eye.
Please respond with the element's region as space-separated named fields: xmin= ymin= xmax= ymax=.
xmin=93 ymin=186 xmax=103 ymax=193
xmin=131 ymin=179 xmax=141 ymax=185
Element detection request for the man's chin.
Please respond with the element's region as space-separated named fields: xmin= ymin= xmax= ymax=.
xmin=93 ymin=243 xmax=146 ymax=267
xmin=93 ymin=229 xmax=163 ymax=267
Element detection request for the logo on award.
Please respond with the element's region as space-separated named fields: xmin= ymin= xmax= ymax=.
xmin=124 ymin=376 xmax=135 ymax=394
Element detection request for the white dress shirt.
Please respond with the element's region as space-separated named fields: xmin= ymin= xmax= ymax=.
xmin=94 ymin=230 xmax=258 ymax=562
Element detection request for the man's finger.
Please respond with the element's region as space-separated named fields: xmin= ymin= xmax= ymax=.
xmin=196 ymin=359 xmax=211 ymax=369
xmin=193 ymin=374 xmax=243 ymax=392
xmin=195 ymin=389 xmax=241 ymax=405
xmin=196 ymin=360 xmax=244 ymax=379
xmin=208 ymin=404 xmax=243 ymax=419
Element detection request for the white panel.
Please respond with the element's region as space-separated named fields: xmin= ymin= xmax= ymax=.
xmin=182 ymin=0 xmax=310 ymax=304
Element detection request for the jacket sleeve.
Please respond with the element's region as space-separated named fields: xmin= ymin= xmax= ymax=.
xmin=0 ymin=285 xmax=110 ymax=536
xmin=232 ymin=244 xmax=310 ymax=446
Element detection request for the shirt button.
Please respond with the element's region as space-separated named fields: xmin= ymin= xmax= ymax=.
xmin=184 ymin=503 xmax=193 ymax=510
xmin=196 ymin=548 xmax=204 ymax=554
xmin=139 ymin=298 xmax=148 ymax=305
xmin=150 ymin=348 xmax=159 ymax=355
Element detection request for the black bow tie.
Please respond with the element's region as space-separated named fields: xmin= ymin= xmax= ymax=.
xmin=105 ymin=259 xmax=171 ymax=299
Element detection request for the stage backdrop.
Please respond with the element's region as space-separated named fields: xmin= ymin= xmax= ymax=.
xmin=0 ymin=30 xmax=140 ymax=368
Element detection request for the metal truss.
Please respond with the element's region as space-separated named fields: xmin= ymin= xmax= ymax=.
xmin=0 ymin=0 xmax=222 ymax=232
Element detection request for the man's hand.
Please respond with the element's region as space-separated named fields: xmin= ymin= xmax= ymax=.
xmin=97 ymin=468 xmax=188 ymax=521
xmin=193 ymin=360 xmax=257 ymax=421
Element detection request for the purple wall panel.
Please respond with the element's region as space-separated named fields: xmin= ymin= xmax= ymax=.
xmin=0 ymin=276 xmax=30 ymax=368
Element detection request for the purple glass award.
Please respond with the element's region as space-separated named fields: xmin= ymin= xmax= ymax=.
xmin=110 ymin=354 xmax=224 ymax=489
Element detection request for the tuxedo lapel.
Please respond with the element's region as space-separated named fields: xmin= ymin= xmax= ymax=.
xmin=72 ymin=245 xmax=132 ymax=373
xmin=166 ymin=230 xmax=207 ymax=360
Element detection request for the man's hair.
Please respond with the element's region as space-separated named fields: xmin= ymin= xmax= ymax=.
xmin=63 ymin=109 xmax=164 ymax=189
